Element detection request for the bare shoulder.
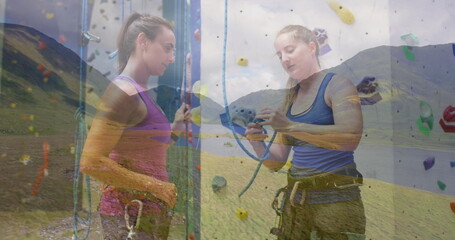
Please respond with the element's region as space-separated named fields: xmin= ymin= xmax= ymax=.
xmin=327 ymin=74 xmax=356 ymax=95
xmin=111 ymin=78 xmax=139 ymax=96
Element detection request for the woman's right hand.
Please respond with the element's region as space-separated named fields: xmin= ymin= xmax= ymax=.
xmin=245 ymin=122 xmax=268 ymax=142
xmin=156 ymin=182 xmax=178 ymax=209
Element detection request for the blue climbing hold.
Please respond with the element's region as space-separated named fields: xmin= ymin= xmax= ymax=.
xmin=212 ymin=176 xmax=227 ymax=192
xmin=423 ymin=157 xmax=435 ymax=170
xmin=450 ymin=161 xmax=455 ymax=168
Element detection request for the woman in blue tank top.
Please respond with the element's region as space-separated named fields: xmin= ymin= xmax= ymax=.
xmin=246 ymin=25 xmax=365 ymax=240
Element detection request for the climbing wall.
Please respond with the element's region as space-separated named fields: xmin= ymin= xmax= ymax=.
xmin=200 ymin=0 xmax=455 ymax=239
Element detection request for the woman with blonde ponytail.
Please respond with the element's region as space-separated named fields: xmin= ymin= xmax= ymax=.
xmin=80 ymin=12 xmax=191 ymax=239
xmin=246 ymin=25 xmax=365 ymax=239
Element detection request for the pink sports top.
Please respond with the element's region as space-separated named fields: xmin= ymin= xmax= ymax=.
xmin=99 ymin=75 xmax=171 ymax=216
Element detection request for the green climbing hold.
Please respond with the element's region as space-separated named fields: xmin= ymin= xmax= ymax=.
xmin=437 ymin=180 xmax=446 ymax=191
xmin=416 ymin=100 xmax=434 ymax=136
xmin=402 ymin=46 xmax=415 ymax=61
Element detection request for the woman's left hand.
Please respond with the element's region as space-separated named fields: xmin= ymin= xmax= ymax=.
xmin=174 ymin=103 xmax=192 ymax=123
xmin=255 ymin=108 xmax=291 ymax=131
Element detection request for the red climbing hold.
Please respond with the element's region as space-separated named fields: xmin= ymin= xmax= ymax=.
xmin=42 ymin=70 xmax=52 ymax=77
xmin=189 ymin=233 xmax=195 ymax=240
xmin=196 ymin=164 xmax=201 ymax=171
xmin=37 ymin=64 xmax=45 ymax=72
xmin=38 ymin=41 xmax=46 ymax=50
xmin=443 ymin=105 xmax=455 ymax=123
xmin=450 ymin=202 xmax=455 ymax=214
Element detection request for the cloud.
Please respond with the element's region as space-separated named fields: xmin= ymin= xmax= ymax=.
xmin=202 ymin=0 xmax=391 ymax=104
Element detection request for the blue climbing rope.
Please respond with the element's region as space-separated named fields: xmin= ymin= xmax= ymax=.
xmin=72 ymin=0 xmax=92 ymax=239
xmin=221 ymin=0 xmax=277 ymax=197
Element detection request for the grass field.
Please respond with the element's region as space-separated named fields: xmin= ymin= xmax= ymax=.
xmin=1 ymin=146 xmax=454 ymax=240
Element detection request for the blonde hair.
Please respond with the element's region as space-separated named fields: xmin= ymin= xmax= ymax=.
xmin=117 ymin=12 xmax=173 ymax=74
xmin=277 ymin=25 xmax=320 ymax=112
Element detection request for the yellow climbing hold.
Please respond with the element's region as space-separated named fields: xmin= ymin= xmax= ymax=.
xmin=10 ymin=103 xmax=17 ymax=108
xmin=70 ymin=145 xmax=75 ymax=154
xmin=27 ymin=87 xmax=32 ymax=92
xmin=12 ymin=60 xmax=17 ymax=64
xmin=236 ymin=208 xmax=248 ymax=220
xmin=237 ymin=57 xmax=248 ymax=66
xmin=28 ymin=126 xmax=34 ymax=132
xmin=34 ymin=132 xmax=40 ymax=137
xmin=191 ymin=106 xmax=201 ymax=126
xmin=328 ymin=0 xmax=355 ymax=25
xmin=192 ymin=80 xmax=208 ymax=100
xmin=43 ymin=77 xmax=49 ymax=83
xmin=19 ymin=154 xmax=32 ymax=165
xmin=46 ymin=13 xmax=55 ymax=19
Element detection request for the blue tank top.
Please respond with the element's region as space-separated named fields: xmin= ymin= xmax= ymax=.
xmin=286 ymin=73 xmax=354 ymax=172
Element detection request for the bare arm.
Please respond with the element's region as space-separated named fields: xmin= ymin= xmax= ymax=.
xmin=246 ymin=127 xmax=292 ymax=171
xmin=80 ymin=82 xmax=177 ymax=208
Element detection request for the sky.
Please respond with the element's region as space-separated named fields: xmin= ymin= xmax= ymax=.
xmin=200 ymin=0 xmax=455 ymax=104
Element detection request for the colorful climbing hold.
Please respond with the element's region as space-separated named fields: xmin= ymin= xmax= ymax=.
xmin=19 ymin=154 xmax=32 ymax=165
xmin=192 ymin=80 xmax=208 ymax=100
xmin=328 ymin=0 xmax=355 ymax=25
xmin=360 ymin=92 xmax=382 ymax=105
xmin=450 ymin=202 xmax=455 ymax=214
xmin=58 ymin=34 xmax=67 ymax=43
xmin=423 ymin=157 xmax=435 ymax=170
xmin=212 ymin=176 xmax=227 ymax=192
xmin=450 ymin=161 xmax=455 ymax=168
xmin=70 ymin=145 xmax=75 ymax=154
xmin=191 ymin=107 xmax=201 ymax=126
xmin=22 ymin=114 xmax=35 ymax=121
xmin=45 ymin=13 xmax=55 ymax=19
xmin=402 ymin=46 xmax=415 ymax=61
xmin=196 ymin=164 xmax=201 ymax=171
xmin=28 ymin=126 xmax=34 ymax=132
xmin=439 ymin=105 xmax=455 ymax=133
xmin=452 ymin=44 xmax=455 ymax=56
xmin=357 ymin=77 xmax=378 ymax=94
xmin=416 ymin=100 xmax=434 ymax=136
xmin=443 ymin=105 xmax=455 ymax=122
xmin=237 ymin=57 xmax=248 ymax=66
xmin=189 ymin=233 xmax=194 ymax=240
xmin=437 ymin=180 xmax=446 ymax=191
xmin=313 ymin=28 xmax=331 ymax=55
xmin=37 ymin=64 xmax=45 ymax=72
xmin=400 ymin=33 xmax=419 ymax=46
xmin=108 ymin=50 xmax=118 ymax=59
xmin=42 ymin=70 xmax=52 ymax=77
xmin=38 ymin=41 xmax=46 ymax=50
xmin=10 ymin=103 xmax=17 ymax=108
xmin=235 ymin=208 xmax=248 ymax=220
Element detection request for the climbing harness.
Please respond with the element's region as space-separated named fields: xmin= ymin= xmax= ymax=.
xmin=221 ymin=0 xmax=277 ymax=198
xmin=124 ymin=200 xmax=144 ymax=240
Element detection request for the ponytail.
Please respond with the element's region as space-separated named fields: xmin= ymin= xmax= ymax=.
xmin=117 ymin=12 xmax=173 ymax=74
